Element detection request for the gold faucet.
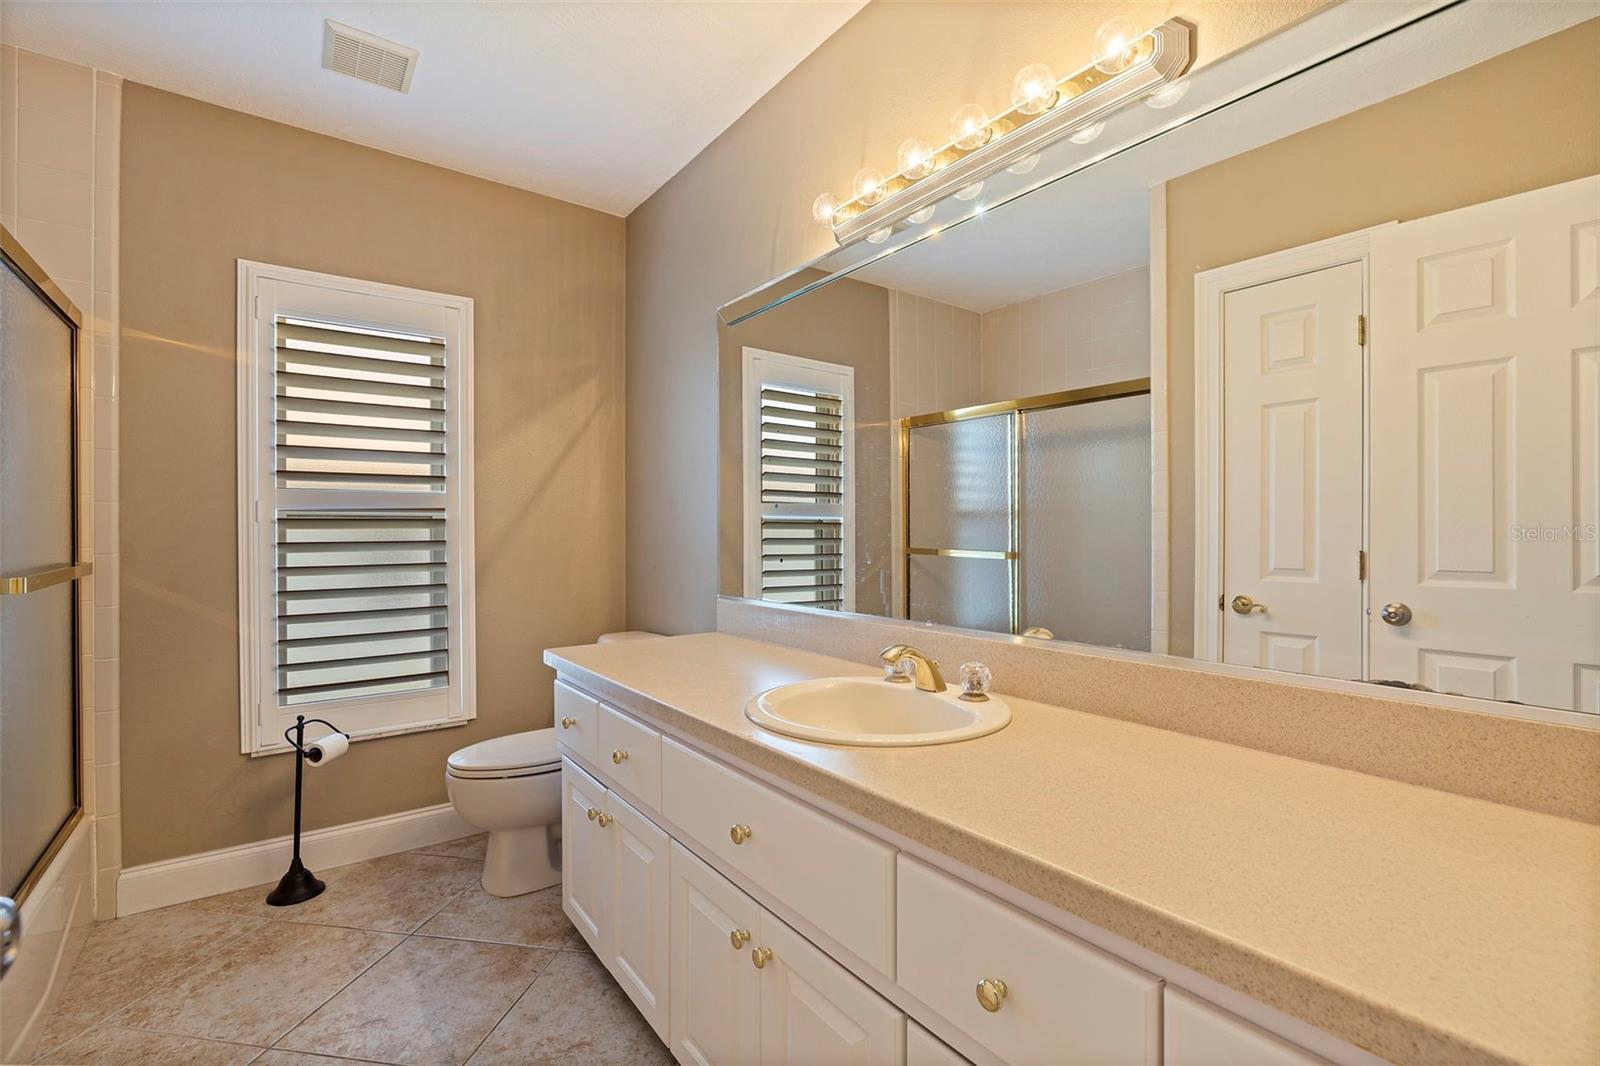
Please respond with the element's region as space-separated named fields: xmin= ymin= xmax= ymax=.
xmin=879 ymin=644 xmax=945 ymax=693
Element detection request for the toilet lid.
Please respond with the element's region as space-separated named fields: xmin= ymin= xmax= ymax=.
xmin=447 ymin=728 xmax=561 ymax=774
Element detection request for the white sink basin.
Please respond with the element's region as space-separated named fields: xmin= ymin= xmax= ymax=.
xmin=745 ymin=677 xmax=1011 ymax=747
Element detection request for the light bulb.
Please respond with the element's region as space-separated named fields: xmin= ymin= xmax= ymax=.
xmin=1010 ymin=63 xmax=1058 ymax=116
xmin=950 ymin=104 xmax=992 ymax=151
xmin=866 ymin=226 xmax=893 ymax=245
xmin=897 ymin=137 xmax=935 ymax=180
xmin=1092 ymin=16 xmax=1144 ymax=74
xmin=852 ymin=167 xmax=886 ymax=206
xmin=953 ymin=181 xmax=983 ymax=201
xmin=1068 ymin=121 xmax=1105 ymax=145
xmin=906 ymin=205 xmax=936 ymax=224
xmin=1007 ymin=153 xmax=1040 ymax=176
xmin=811 ymin=192 xmax=839 ymax=227
xmin=1145 ymin=79 xmax=1190 ymax=110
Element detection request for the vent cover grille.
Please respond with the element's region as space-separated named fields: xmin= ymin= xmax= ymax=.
xmin=323 ymin=20 xmax=418 ymax=93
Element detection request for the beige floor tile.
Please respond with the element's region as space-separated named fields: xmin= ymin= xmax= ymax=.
xmin=466 ymin=949 xmax=671 ymax=1066
xmin=34 ymin=1025 xmax=264 ymax=1065
xmin=33 ymin=904 xmax=266 ymax=1053
xmin=408 ymin=835 xmax=488 ymax=863
xmin=114 ymin=922 xmax=402 ymax=1046
xmin=415 ymin=883 xmax=573 ymax=948
xmin=251 ymin=1051 xmax=387 ymax=1066
xmin=196 ymin=852 xmax=480 ymax=933
xmin=276 ymin=936 xmax=553 ymax=1066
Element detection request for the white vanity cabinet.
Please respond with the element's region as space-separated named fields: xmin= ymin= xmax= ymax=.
xmin=560 ymin=756 xmax=671 ymax=1040
xmin=671 ymin=840 xmax=905 ymax=1066
xmin=1164 ymin=987 xmax=1329 ymax=1066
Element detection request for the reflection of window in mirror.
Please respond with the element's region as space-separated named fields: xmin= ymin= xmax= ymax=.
xmin=741 ymin=348 xmax=855 ymax=612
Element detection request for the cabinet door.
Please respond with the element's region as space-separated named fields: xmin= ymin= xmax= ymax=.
xmin=757 ymin=911 xmax=904 ymax=1066
xmin=671 ymin=841 xmax=762 ymax=1066
xmin=606 ymin=791 xmax=670 ymax=1041
xmin=907 ymin=1021 xmax=971 ymax=1066
xmin=561 ymin=757 xmax=607 ymax=950
xmin=1164 ymin=988 xmax=1329 ymax=1066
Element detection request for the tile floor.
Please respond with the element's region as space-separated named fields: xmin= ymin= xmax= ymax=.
xmin=31 ymin=836 xmax=674 ymax=1066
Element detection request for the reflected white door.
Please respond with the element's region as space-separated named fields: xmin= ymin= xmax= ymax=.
xmin=1221 ymin=262 xmax=1366 ymax=678
xmin=1369 ymin=175 xmax=1600 ymax=710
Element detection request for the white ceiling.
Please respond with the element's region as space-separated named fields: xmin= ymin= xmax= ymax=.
xmin=0 ymin=0 xmax=866 ymax=215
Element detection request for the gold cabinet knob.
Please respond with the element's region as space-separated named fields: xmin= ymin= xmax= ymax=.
xmin=975 ymin=977 xmax=1009 ymax=1013
xmin=729 ymin=824 xmax=753 ymax=845
xmin=596 ymin=811 xmax=613 ymax=828
xmin=751 ymin=946 xmax=773 ymax=969
xmin=611 ymin=749 xmax=629 ymax=765
xmin=560 ymin=716 xmax=577 ymax=729
xmin=586 ymin=807 xmax=598 ymax=821
xmin=730 ymin=929 xmax=752 ymax=949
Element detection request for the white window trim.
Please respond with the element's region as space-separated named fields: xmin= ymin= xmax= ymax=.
xmin=741 ymin=346 xmax=856 ymax=613
xmin=236 ymin=260 xmax=477 ymax=756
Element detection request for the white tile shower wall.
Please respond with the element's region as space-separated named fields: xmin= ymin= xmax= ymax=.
xmin=0 ymin=46 xmax=122 ymax=919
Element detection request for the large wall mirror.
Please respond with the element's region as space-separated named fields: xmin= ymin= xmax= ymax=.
xmin=719 ymin=0 xmax=1600 ymax=725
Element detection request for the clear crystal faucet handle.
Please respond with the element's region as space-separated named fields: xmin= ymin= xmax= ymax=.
xmin=956 ymin=662 xmax=992 ymax=702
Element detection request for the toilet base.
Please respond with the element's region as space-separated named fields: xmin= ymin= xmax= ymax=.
xmin=483 ymin=823 xmax=561 ymax=897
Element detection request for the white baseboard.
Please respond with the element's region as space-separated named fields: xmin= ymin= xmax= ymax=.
xmin=116 ymin=803 xmax=477 ymax=917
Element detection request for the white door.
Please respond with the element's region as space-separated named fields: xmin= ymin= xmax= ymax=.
xmin=606 ymin=792 xmax=670 ymax=1041
xmin=1221 ymin=262 xmax=1366 ymax=679
xmin=671 ymin=841 xmax=762 ymax=1066
xmin=560 ymin=758 xmax=606 ymax=951
xmin=1370 ymin=175 xmax=1600 ymax=710
xmin=757 ymin=910 xmax=903 ymax=1066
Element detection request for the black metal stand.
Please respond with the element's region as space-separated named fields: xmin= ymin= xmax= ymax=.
xmin=265 ymin=715 xmax=340 ymax=907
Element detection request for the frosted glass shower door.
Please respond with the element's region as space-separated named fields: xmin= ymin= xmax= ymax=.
xmin=1020 ymin=394 xmax=1152 ymax=649
xmin=906 ymin=415 xmax=1014 ymax=632
xmin=0 ymin=247 xmax=80 ymax=901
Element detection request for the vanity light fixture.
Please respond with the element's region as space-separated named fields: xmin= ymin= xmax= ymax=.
xmin=813 ymin=17 xmax=1191 ymax=245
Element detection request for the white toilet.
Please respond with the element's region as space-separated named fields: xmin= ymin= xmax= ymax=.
xmin=445 ymin=728 xmax=562 ymax=897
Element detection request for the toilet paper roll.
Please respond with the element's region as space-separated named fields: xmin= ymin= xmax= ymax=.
xmin=305 ymin=730 xmax=349 ymax=766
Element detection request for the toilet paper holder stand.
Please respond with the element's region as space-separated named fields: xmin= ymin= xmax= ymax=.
xmin=266 ymin=714 xmax=348 ymax=907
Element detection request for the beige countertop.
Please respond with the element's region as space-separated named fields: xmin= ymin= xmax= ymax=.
xmin=545 ymin=633 xmax=1600 ymax=1066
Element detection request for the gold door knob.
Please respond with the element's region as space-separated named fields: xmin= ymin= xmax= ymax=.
xmin=1380 ymin=601 xmax=1413 ymax=626
xmin=596 ymin=811 xmax=613 ymax=828
xmin=751 ymin=947 xmax=773 ymax=969
xmin=730 ymin=929 xmax=751 ymax=949
xmin=586 ymin=807 xmax=598 ymax=821
xmin=729 ymin=824 xmax=752 ymax=845
xmin=611 ymin=749 xmax=629 ymax=764
xmin=560 ymin=716 xmax=577 ymax=729
xmin=1230 ymin=594 xmax=1267 ymax=615
xmin=975 ymin=977 xmax=1009 ymax=1013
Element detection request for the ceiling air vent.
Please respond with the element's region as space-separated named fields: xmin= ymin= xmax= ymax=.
xmin=322 ymin=20 xmax=418 ymax=93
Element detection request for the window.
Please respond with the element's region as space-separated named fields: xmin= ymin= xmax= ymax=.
xmin=741 ymin=348 xmax=855 ymax=612
xmin=237 ymin=262 xmax=475 ymax=754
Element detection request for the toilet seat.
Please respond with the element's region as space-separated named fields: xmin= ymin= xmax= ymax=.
xmin=446 ymin=728 xmax=561 ymax=780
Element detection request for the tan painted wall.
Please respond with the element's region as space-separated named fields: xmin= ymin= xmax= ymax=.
xmin=718 ymin=274 xmax=893 ymax=614
xmin=1163 ymin=19 xmax=1600 ymax=655
xmin=625 ymin=0 xmax=1328 ymax=636
xmin=119 ymin=85 xmax=625 ymax=865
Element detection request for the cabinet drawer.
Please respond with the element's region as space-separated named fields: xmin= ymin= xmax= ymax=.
xmin=661 ymin=737 xmax=895 ymax=975
xmin=597 ymin=703 xmax=662 ymax=811
xmin=1164 ymin=988 xmax=1328 ymax=1066
xmin=897 ymin=855 xmax=1161 ymax=1066
xmin=554 ymin=680 xmax=599 ymax=764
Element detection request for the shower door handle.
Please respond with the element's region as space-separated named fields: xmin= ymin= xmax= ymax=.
xmin=0 ymin=896 xmax=19 ymax=982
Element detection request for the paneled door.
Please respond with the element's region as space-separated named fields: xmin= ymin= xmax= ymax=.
xmin=1221 ymin=262 xmax=1366 ymax=679
xmin=560 ymin=758 xmax=607 ymax=950
xmin=1369 ymin=175 xmax=1600 ymax=709
xmin=606 ymin=791 xmax=670 ymax=1040
xmin=670 ymin=841 xmax=761 ymax=1066
xmin=758 ymin=910 xmax=903 ymax=1065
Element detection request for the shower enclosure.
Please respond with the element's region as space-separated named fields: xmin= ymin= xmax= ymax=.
xmin=903 ymin=378 xmax=1153 ymax=649
xmin=0 ymin=224 xmax=86 ymax=961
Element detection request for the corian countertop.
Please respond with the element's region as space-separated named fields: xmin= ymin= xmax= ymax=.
xmin=545 ymin=633 xmax=1600 ymax=1066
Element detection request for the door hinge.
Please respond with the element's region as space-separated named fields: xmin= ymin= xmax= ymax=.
xmin=1357 ymin=549 xmax=1367 ymax=581
xmin=1218 ymin=593 xmax=1225 ymax=611
xmin=1357 ymin=313 xmax=1367 ymax=346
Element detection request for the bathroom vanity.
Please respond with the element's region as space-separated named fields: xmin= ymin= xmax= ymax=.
xmin=546 ymin=633 xmax=1597 ymax=1066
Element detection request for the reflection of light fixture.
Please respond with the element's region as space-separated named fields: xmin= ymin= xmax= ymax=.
xmin=1068 ymin=121 xmax=1105 ymax=145
xmin=906 ymin=205 xmax=936 ymax=224
xmin=1145 ymin=79 xmax=1189 ymax=109
xmin=866 ymin=226 xmax=892 ymax=244
xmin=1010 ymin=63 xmax=1058 ymax=115
xmin=1007 ymin=153 xmax=1040 ymax=175
xmin=811 ymin=193 xmax=839 ymax=226
xmin=812 ymin=18 xmax=1190 ymax=244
